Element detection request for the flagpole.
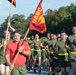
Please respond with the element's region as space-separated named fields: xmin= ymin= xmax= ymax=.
xmin=8 ymin=28 xmax=30 ymax=75
xmin=8 ymin=0 xmax=46 ymax=74
xmin=13 ymin=0 xmax=44 ymax=63
xmin=4 ymin=0 xmax=14 ymax=53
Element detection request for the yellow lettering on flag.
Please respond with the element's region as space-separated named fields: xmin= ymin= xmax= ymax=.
xmin=30 ymin=0 xmax=47 ymax=34
xmin=38 ymin=14 xmax=45 ymax=24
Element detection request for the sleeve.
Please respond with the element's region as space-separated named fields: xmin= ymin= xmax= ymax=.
xmin=66 ymin=37 xmax=71 ymax=46
xmin=53 ymin=42 xmax=59 ymax=52
xmin=24 ymin=42 xmax=30 ymax=51
xmin=5 ymin=45 xmax=11 ymax=55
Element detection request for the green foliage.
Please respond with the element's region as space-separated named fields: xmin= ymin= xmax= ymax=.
xmin=46 ymin=3 xmax=76 ymax=35
xmin=0 ymin=14 xmax=31 ymax=38
xmin=0 ymin=3 xmax=76 ymax=37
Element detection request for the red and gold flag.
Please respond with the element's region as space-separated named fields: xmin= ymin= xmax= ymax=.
xmin=8 ymin=0 xmax=16 ymax=7
xmin=29 ymin=0 xmax=47 ymax=34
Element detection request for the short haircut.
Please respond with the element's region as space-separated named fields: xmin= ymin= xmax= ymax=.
xmin=72 ymin=24 xmax=76 ymax=28
xmin=13 ymin=30 xmax=20 ymax=35
xmin=61 ymin=30 xmax=66 ymax=33
xmin=46 ymin=31 xmax=51 ymax=34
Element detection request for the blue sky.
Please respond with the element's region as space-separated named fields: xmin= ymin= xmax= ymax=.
xmin=0 ymin=0 xmax=76 ymax=24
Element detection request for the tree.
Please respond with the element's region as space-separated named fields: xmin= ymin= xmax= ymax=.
xmin=1 ymin=3 xmax=76 ymax=37
xmin=45 ymin=9 xmax=57 ymax=31
xmin=0 ymin=14 xmax=29 ymax=37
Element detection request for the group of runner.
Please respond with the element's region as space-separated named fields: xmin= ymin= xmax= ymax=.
xmin=26 ymin=24 xmax=76 ymax=75
xmin=0 ymin=21 xmax=76 ymax=75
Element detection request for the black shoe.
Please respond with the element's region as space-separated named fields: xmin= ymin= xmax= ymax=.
xmin=29 ymin=65 xmax=32 ymax=70
xmin=41 ymin=67 xmax=43 ymax=70
xmin=48 ymin=72 xmax=52 ymax=75
xmin=38 ymin=67 xmax=42 ymax=74
xmin=34 ymin=68 xmax=36 ymax=73
xmin=27 ymin=66 xmax=30 ymax=71
xmin=48 ymin=72 xmax=55 ymax=75
xmin=52 ymin=72 xmax=55 ymax=75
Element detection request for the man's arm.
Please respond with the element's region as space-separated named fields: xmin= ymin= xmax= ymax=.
xmin=5 ymin=54 xmax=14 ymax=70
xmin=8 ymin=21 xmax=15 ymax=32
xmin=22 ymin=50 xmax=31 ymax=56
xmin=18 ymin=42 xmax=31 ymax=56
xmin=18 ymin=47 xmax=31 ymax=56
xmin=5 ymin=45 xmax=11 ymax=65
xmin=5 ymin=54 xmax=11 ymax=65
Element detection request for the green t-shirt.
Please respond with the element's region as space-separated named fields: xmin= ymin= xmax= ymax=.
xmin=0 ymin=38 xmax=12 ymax=57
xmin=27 ymin=39 xmax=34 ymax=49
xmin=0 ymin=38 xmax=12 ymax=64
xmin=40 ymin=37 xmax=48 ymax=46
xmin=66 ymin=35 xmax=76 ymax=60
xmin=66 ymin=35 xmax=76 ymax=47
xmin=52 ymin=39 xmax=57 ymax=44
xmin=33 ymin=39 xmax=41 ymax=50
xmin=46 ymin=39 xmax=52 ymax=47
xmin=54 ymin=40 xmax=67 ymax=53
xmin=53 ymin=40 xmax=69 ymax=61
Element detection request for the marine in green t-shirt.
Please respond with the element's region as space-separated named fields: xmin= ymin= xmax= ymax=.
xmin=54 ymin=31 xmax=70 ymax=75
xmin=66 ymin=35 xmax=76 ymax=62
xmin=33 ymin=39 xmax=41 ymax=58
xmin=0 ymin=38 xmax=12 ymax=65
xmin=32 ymin=34 xmax=42 ymax=73
xmin=66 ymin=25 xmax=76 ymax=75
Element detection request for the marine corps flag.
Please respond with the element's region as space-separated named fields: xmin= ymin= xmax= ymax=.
xmin=30 ymin=0 xmax=47 ymax=34
xmin=8 ymin=0 xmax=16 ymax=7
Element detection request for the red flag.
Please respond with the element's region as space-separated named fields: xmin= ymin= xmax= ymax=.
xmin=29 ymin=0 xmax=47 ymax=34
xmin=8 ymin=0 xmax=16 ymax=7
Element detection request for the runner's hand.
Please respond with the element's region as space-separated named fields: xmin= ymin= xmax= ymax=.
xmin=10 ymin=65 xmax=14 ymax=70
xmin=3 ymin=41 xmax=7 ymax=46
xmin=18 ymin=47 xmax=23 ymax=53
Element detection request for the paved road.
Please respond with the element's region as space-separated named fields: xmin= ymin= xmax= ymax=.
xmin=27 ymin=65 xmax=49 ymax=75
xmin=27 ymin=65 xmax=72 ymax=75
